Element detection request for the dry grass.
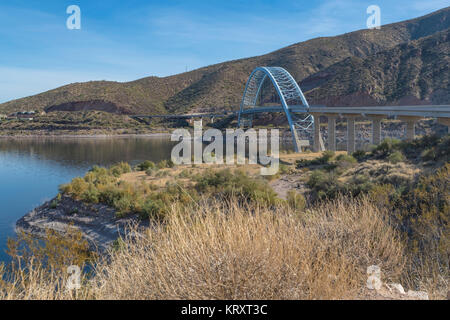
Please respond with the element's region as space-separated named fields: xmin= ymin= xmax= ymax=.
xmin=2 ymin=195 xmax=446 ymax=300
xmin=92 ymin=196 xmax=405 ymax=300
xmin=341 ymin=160 xmax=420 ymax=185
xmin=120 ymin=163 xmax=262 ymax=188
xmin=0 ymin=261 xmax=92 ymax=300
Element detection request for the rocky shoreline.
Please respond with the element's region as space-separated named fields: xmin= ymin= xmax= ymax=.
xmin=0 ymin=132 xmax=172 ymax=139
xmin=15 ymin=195 xmax=144 ymax=252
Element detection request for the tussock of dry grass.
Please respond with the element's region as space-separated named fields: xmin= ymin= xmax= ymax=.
xmin=92 ymin=197 xmax=405 ymax=300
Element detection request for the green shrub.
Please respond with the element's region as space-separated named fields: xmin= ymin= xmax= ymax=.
xmin=321 ymin=150 xmax=335 ymax=163
xmin=178 ymin=169 xmax=192 ymax=178
xmin=279 ymin=164 xmax=290 ymax=175
xmin=307 ymin=170 xmax=342 ymax=201
xmin=137 ymin=160 xmax=155 ymax=171
xmin=157 ymin=159 xmax=175 ymax=169
xmin=388 ymin=151 xmax=405 ymax=164
xmin=287 ymin=190 xmax=306 ymax=211
xmin=109 ymin=162 xmax=131 ymax=177
xmin=140 ymin=199 xmax=166 ymax=221
xmin=307 ymin=168 xmax=374 ymax=202
xmin=346 ymin=174 xmax=374 ymax=197
xmin=368 ymin=184 xmax=399 ymax=206
xmin=371 ymin=138 xmax=402 ymax=159
xmin=82 ymin=183 xmax=100 ymax=203
xmin=352 ymin=150 xmax=367 ymax=162
xmin=296 ymin=151 xmax=335 ymax=168
xmin=155 ymin=170 xmax=170 ymax=178
xmin=98 ymin=185 xmax=122 ymax=207
xmin=113 ymin=194 xmax=135 ymax=217
xmin=49 ymin=200 xmax=58 ymax=209
xmin=60 ymin=177 xmax=89 ymax=199
xmin=415 ymin=135 xmax=450 ymax=162
xmin=195 ymin=169 xmax=278 ymax=206
xmin=335 ymin=154 xmax=357 ymax=171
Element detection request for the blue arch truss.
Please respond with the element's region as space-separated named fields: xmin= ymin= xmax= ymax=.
xmin=237 ymin=67 xmax=314 ymax=152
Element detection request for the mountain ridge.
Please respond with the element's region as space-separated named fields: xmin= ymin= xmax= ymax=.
xmin=301 ymin=28 xmax=450 ymax=106
xmin=1 ymin=7 xmax=449 ymax=115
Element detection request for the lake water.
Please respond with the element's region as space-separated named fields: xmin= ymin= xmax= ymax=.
xmin=0 ymin=136 xmax=176 ymax=263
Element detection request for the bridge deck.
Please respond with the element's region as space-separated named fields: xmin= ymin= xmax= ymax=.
xmin=131 ymin=113 xmax=232 ymax=119
xmin=240 ymin=105 xmax=450 ymax=118
xmin=132 ymin=105 xmax=450 ymax=120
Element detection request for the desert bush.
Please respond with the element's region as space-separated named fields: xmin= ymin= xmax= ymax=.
xmin=49 ymin=199 xmax=58 ymax=209
xmin=395 ymin=164 xmax=449 ymax=259
xmin=307 ymin=167 xmax=375 ymax=202
xmin=157 ymin=159 xmax=174 ymax=169
xmin=155 ymin=170 xmax=170 ymax=178
xmin=296 ymin=151 xmax=335 ymax=168
xmin=388 ymin=151 xmax=405 ymax=164
xmin=287 ymin=190 xmax=306 ymax=211
xmin=178 ymin=169 xmax=192 ymax=178
xmin=136 ymin=160 xmax=155 ymax=171
xmin=109 ymin=162 xmax=131 ymax=177
xmin=334 ymin=154 xmax=357 ymax=171
xmin=195 ymin=169 xmax=278 ymax=206
xmin=352 ymin=150 xmax=367 ymax=162
xmin=60 ymin=177 xmax=88 ymax=200
xmin=139 ymin=199 xmax=166 ymax=221
xmin=307 ymin=170 xmax=343 ymax=201
xmin=279 ymin=163 xmax=291 ymax=175
xmin=418 ymin=135 xmax=450 ymax=162
xmin=82 ymin=183 xmax=100 ymax=203
xmin=368 ymin=135 xmax=449 ymax=164
xmin=371 ymin=138 xmax=402 ymax=159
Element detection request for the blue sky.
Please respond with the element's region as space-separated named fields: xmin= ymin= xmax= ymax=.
xmin=0 ymin=0 xmax=448 ymax=103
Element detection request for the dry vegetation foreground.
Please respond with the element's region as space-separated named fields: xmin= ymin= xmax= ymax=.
xmin=2 ymin=197 xmax=409 ymax=300
xmin=1 ymin=135 xmax=449 ymax=300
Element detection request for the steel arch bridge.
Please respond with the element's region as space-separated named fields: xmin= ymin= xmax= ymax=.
xmin=237 ymin=67 xmax=316 ymax=152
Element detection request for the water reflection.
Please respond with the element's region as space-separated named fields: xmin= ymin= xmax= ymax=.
xmin=0 ymin=136 xmax=176 ymax=263
xmin=0 ymin=136 xmax=176 ymax=168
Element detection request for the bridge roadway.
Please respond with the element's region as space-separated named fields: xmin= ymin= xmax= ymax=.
xmin=241 ymin=104 xmax=450 ymax=153
xmin=132 ymin=104 xmax=450 ymax=154
xmin=133 ymin=105 xmax=450 ymax=119
xmin=241 ymin=105 xmax=450 ymax=118
xmin=131 ymin=112 xmax=235 ymax=120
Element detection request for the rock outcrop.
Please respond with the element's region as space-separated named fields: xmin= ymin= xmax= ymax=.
xmin=16 ymin=195 xmax=144 ymax=252
xmin=365 ymin=265 xmax=429 ymax=300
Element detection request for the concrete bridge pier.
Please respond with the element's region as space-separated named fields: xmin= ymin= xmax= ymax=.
xmin=369 ymin=115 xmax=384 ymax=145
xmin=325 ymin=114 xmax=337 ymax=152
xmin=311 ymin=113 xmax=324 ymax=152
xmin=438 ymin=118 xmax=450 ymax=134
xmin=399 ymin=116 xmax=421 ymax=142
xmin=346 ymin=115 xmax=358 ymax=154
